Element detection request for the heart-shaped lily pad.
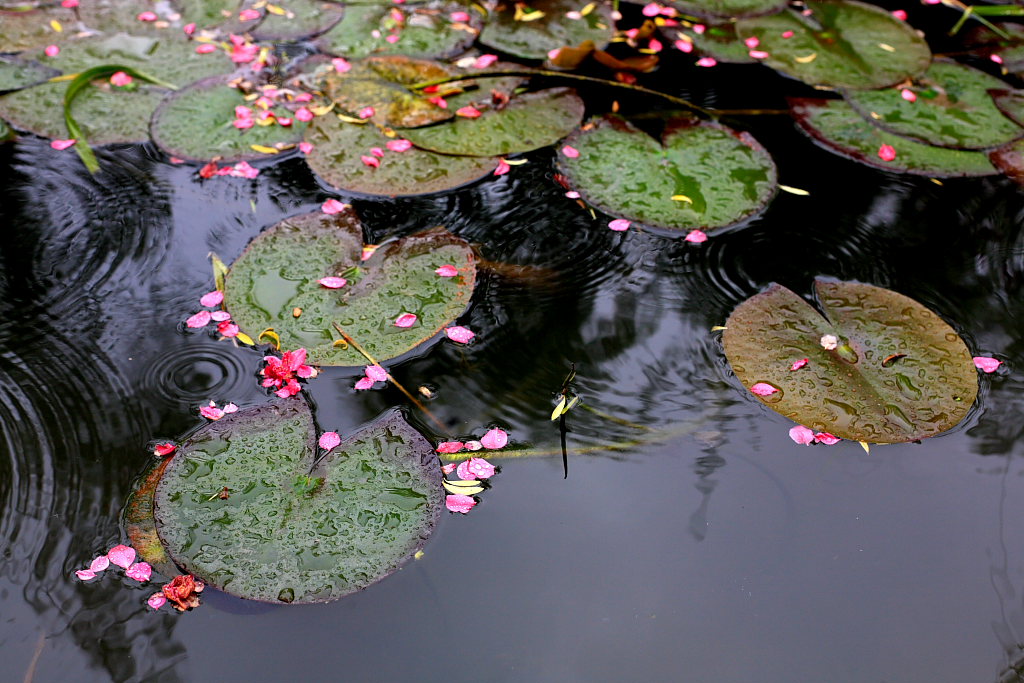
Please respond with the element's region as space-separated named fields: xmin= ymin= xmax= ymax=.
xmin=479 ymin=0 xmax=615 ymax=61
xmin=400 ymin=88 xmax=584 ymax=156
xmin=0 ymin=56 xmax=59 ymax=93
xmin=153 ymin=402 xmax=443 ymax=603
xmin=318 ymin=1 xmax=481 ymax=61
xmin=667 ymin=0 xmax=787 ymax=20
xmin=842 ymin=61 xmax=1023 ymax=150
xmin=304 ymin=114 xmax=499 ymax=196
xmin=789 ymin=97 xmax=1000 ymax=177
xmin=249 ymin=0 xmax=345 ymax=40
xmin=224 ymin=210 xmax=477 ymax=365
xmin=150 ymin=74 xmax=307 ymax=162
xmin=556 ymin=115 xmax=778 ymax=234
xmin=736 ymin=0 xmax=931 ymax=90
xmin=722 ymin=279 xmax=978 ymax=443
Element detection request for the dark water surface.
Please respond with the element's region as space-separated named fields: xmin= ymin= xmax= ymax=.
xmin=4 ymin=75 xmax=1024 ymax=682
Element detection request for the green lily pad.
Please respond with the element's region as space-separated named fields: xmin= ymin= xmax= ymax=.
xmin=789 ymin=97 xmax=1000 ymax=177
xmin=304 ymin=114 xmax=499 ymax=197
xmin=325 ymin=56 xmax=454 ymax=127
xmin=0 ymin=55 xmax=58 ymax=93
xmin=400 ymin=87 xmax=584 ymax=157
xmin=124 ymin=456 xmax=179 ymax=578
xmin=178 ymin=0 xmax=247 ymax=31
xmin=150 ymin=74 xmax=307 ymax=162
xmin=224 ymin=210 xmax=477 ymax=365
xmin=318 ymin=1 xmax=481 ymax=61
xmin=153 ymin=402 xmax=443 ymax=604
xmin=668 ymin=0 xmax=787 ymax=20
xmin=843 ymin=61 xmax=1023 ymax=150
xmin=990 ymin=139 xmax=1024 ymax=186
xmin=556 ymin=115 xmax=778 ymax=234
xmin=722 ymin=279 xmax=978 ymax=444
xmin=250 ymin=0 xmax=345 ymax=40
xmin=0 ymin=6 xmax=77 ymax=52
xmin=479 ymin=0 xmax=615 ymax=61
xmin=736 ymin=0 xmax=931 ymax=90
xmin=671 ymin=23 xmax=757 ymax=64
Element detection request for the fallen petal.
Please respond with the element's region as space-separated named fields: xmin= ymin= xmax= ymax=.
xmin=561 ymin=145 xmax=580 ymax=158
xmin=354 ymin=377 xmax=374 ymax=390
xmin=696 ymin=57 xmax=717 ymax=67
xmin=474 ymin=54 xmax=498 ymax=68
xmin=480 ymin=428 xmax=508 ymax=450
xmin=445 ymin=494 xmax=476 ymax=513
xmin=973 ymin=356 xmax=1002 ymax=373
xmin=386 ymin=139 xmax=412 ymax=152
xmin=750 ymin=382 xmax=778 ymax=396
xmin=445 ymin=326 xmax=475 ymax=343
xmin=89 ymin=555 xmax=110 ymax=572
xmin=394 ymin=313 xmax=417 ymax=328
xmin=199 ymin=405 xmax=224 ymax=420
xmin=788 ymin=425 xmax=815 ymax=445
xmin=299 ymin=142 xmax=313 ymax=154
xmin=154 ymin=442 xmax=176 ymax=457
xmin=466 ymin=457 xmax=495 ymax=479
xmin=318 ymin=276 xmax=347 ymax=288
xmin=199 ymin=290 xmax=224 ymax=307
xmin=878 ymin=144 xmax=897 ymax=161
xmin=436 ymin=441 xmax=464 ymax=454
xmin=684 ymin=230 xmax=707 ymax=243
xmin=295 ymin=107 xmax=313 ymax=122
xmin=222 ymin=403 xmax=238 ymax=414
xmin=321 ymin=199 xmax=347 ymax=215
xmin=50 ymin=139 xmax=76 ymax=150
xmin=608 ymin=219 xmax=631 ymax=231
xmin=361 ymin=155 xmax=380 ymax=168
xmin=441 ymin=462 xmax=457 ymax=474
xmin=456 ymin=106 xmax=482 ymax=118
xmin=435 ymin=264 xmax=458 ymax=277
xmin=814 ymin=432 xmax=840 ymax=445
xmin=820 ymin=334 xmax=839 ymax=350
xmin=456 ymin=460 xmax=476 ymax=480
xmin=110 ymin=71 xmax=133 ymax=86
xmin=901 ymin=88 xmax=917 ymax=102
xmin=358 ymin=107 xmax=376 ymax=119
xmin=186 ymin=310 xmax=212 ymax=328
xmin=45 ymin=45 xmax=60 ymax=57
xmin=147 ymin=593 xmax=167 ymax=609
xmin=494 ymin=159 xmax=511 ymax=176
xmin=364 ymin=365 xmax=388 ymax=382
xmin=75 ymin=570 xmax=97 ymax=580
xmin=107 ymin=544 xmax=136 ymax=569
xmin=332 ymin=57 xmax=351 ymax=73
xmin=210 ymin=311 xmax=231 ymax=322
xmin=125 ymin=562 xmax=152 ymax=582
xmin=464 ymin=440 xmax=482 ymax=451
xmin=319 ymin=431 xmax=341 ymax=450
xmin=790 ymin=358 xmax=809 ymax=371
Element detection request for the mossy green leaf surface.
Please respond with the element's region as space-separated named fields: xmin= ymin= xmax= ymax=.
xmin=318 ymin=2 xmax=481 ymax=60
xmin=736 ymin=0 xmax=931 ymax=90
xmin=0 ymin=6 xmax=77 ymax=52
xmin=0 ymin=56 xmax=59 ymax=93
xmin=401 ymin=88 xmax=584 ymax=156
xmin=153 ymin=402 xmax=443 ymax=604
xmin=479 ymin=0 xmax=615 ymax=61
xmin=250 ymin=0 xmax=345 ymax=40
xmin=224 ymin=210 xmax=477 ymax=365
xmin=843 ymin=61 xmax=1022 ymax=150
xmin=667 ymin=0 xmax=787 ymax=20
xmin=722 ymin=279 xmax=978 ymax=443
xmin=324 ymin=56 xmax=454 ymax=127
xmin=556 ymin=115 xmax=777 ymax=234
xmin=671 ymin=23 xmax=757 ymax=64
xmin=150 ymin=75 xmax=307 ymax=162
xmin=790 ymin=97 xmax=1000 ymax=177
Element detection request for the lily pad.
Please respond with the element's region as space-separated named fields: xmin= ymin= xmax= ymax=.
xmin=668 ymin=0 xmax=787 ymax=20
xmin=789 ymin=97 xmax=1000 ymax=177
xmin=722 ymin=279 xmax=978 ymax=443
xmin=123 ymin=457 xmax=179 ymax=578
xmin=325 ymin=56 xmax=454 ymax=127
xmin=318 ymin=1 xmax=481 ymax=60
xmin=224 ymin=210 xmax=477 ymax=365
xmin=153 ymin=402 xmax=443 ymax=603
xmin=250 ymin=0 xmax=345 ymax=41
xmin=843 ymin=61 xmax=1023 ymax=150
xmin=479 ymin=0 xmax=615 ymax=61
xmin=150 ymin=74 xmax=307 ymax=162
xmin=736 ymin=0 xmax=931 ymax=90
xmin=671 ymin=23 xmax=758 ymax=64
xmin=0 ymin=6 xmax=77 ymax=52
xmin=964 ymin=23 xmax=1024 ymax=76
xmin=990 ymin=139 xmax=1024 ymax=186
xmin=990 ymin=89 xmax=1024 ymax=128
xmin=400 ymin=88 xmax=584 ymax=156
xmin=0 ymin=56 xmax=59 ymax=93
xmin=304 ymin=114 xmax=499 ymax=197
xmin=556 ymin=115 xmax=778 ymax=234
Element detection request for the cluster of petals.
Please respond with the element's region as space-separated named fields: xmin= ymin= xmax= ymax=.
xmin=228 ymin=34 xmax=259 ymax=64
xmin=199 ymin=400 xmax=238 ymax=420
xmin=262 ymin=348 xmax=315 ymax=398
xmin=186 ymin=290 xmax=240 ymax=337
xmin=788 ymin=425 xmax=839 ymax=445
xmin=437 ymin=428 xmax=506 ymax=455
xmin=973 ymin=356 xmax=1002 ymax=373
xmin=354 ymin=364 xmax=388 ymax=390
xmin=199 ymin=160 xmax=260 ymax=179
xmin=75 ymin=544 xmax=152 ymax=583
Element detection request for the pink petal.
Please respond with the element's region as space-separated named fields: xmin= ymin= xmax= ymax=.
xmin=674 ymin=39 xmax=693 ymax=53
xmin=361 ymin=245 xmax=379 ymax=261
xmin=222 ymin=403 xmax=238 ymax=414
xmin=464 ymin=440 xmax=482 ymax=451
xmin=561 ymin=145 xmax=579 ymax=158
xmin=361 ymin=155 xmax=380 ymax=168
xmin=749 ymin=50 xmax=770 ymax=59
xmin=692 ymin=23 xmax=705 ymax=34
xmin=385 ymin=34 xmax=400 ymax=44
xmin=76 ymin=570 xmax=97 ymax=580
xmin=750 ymin=382 xmax=778 ymax=396
xmin=973 ymin=356 xmax=1002 ymax=373
xmin=480 ymin=428 xmax=508 ymax=450
xmin=642 ymin=2 xmax=661 ymax=16
xmin=195 ymin=44 xmax=217 ymax=54
xmin=89 ymin=555 xmax=110 ymax=572
xmin=319 ymin=431 xmax=341 ymax=450
xmin=147 ymin=593 xmax=167 ymax=609
xmin=183 ymin=22 xmax=196 ymax=35
xmin=781 ymin=30 xmax=794 ymax=38
xmin=321 ymin=199 xmax=347 ymax=215
xmin=474 ymin=54 xmax=498 ymax=68
xmin=445 ymin=326 xmax=475 ymax=343
xmin=217 ymin=322 xmax=239 ymax=337
xmin=50 ymin=139 xmax=76 ymax=150
xmin=44 ymin=45 xmax=60 ymax=57
xmin=125 ymin=562 xmax=152 ymax=582
xmin=608 ymin=219 xmax=631 ymax=231
xmin=318 ymin=276 xmax=347 ymax=288
xmin=210 ymin=311 xmax=231 ymax=322
xmin=696 ymin=57 xmax=717 ymax=67
xmin=456 ymin=460 xmax=476 ymax=480
xmin=446 ymin=494 xmax=476 ymax=513
xmin=295 ymin=107 xmax=314 ymax=122
xmin=814 ymin=432 xmax=840 ymax=445
xmin=494 ymin=159 xmax=511 ymax=176
xmin=299 ymin=142 xmax=314 ymax=154
xmin=878 ymin=144 xmax=897 ymax=161
xmin=790 ymin=358 xmax=808 ymax=371
xmin=365 ymin=365 xmax=388 ymax=382
xmin=358 ymin=107 xmax=375 ymax=119
xmin=992 ymin=54 xmax=1004 ymax=64
xmin=354 ymin=377 xmax=375 ymax=390
xmin=239 ymin=8 xmax=261 ymax=20
xmin=186 ymin=310 xmax=212 ymax=328
xmin=744 ymin=36 xmax=760 ymax=48
xmin=370 ymin=146 xmax=385 ymax=158
xmin=466 ymin=457 xmax=495 ymax=479
xmin=685 ymin=230 xmax=708 ymax=243
xmin=435 ymin=264 xmax=458 ymax=277
xmin=648 ymin=38 xmax=663 ymax=52
xmin=233 ymin=118 xmax=254 ymax=130
xmin=332 ymin=57 xmax=351 ymax=73
xmin=154 ymin=442 xmax=176 ymax=457
xmin=441 ymin=462 xmax=457 ymax=474
xmin=200 ymin=290 xmax=224 ymax=307
xmin=891 ymin=9 xmax=907 ymax=19
xmin=394 ymin=313 xmax=417 ymax=328
xmin=450 ymin=10 xmax=470 ymax=21
xmin=61 ymin=0 xmax=78 ymax=6
xmin=436 ymin=441 xmax=464 ymax=454
xmin=456 ymin=106 xmax=482 ymax=118
xmin=548 ymin=48 xmax=561 ymax=60
xmin=387 ymin=139 xmax=412 ymax=152
xmin=901 ymin=88 xmax=917 ymax=102
xmin=566 ymin=190 xmax=580 ymax=198
xmin=199 ymin=405 xmax=224 ymax=420
xmin=788 ymin=425 xmax=815 ymax=445
xmin=107 ymin=545 xmax=136 ymax=569
xmin=137 ymin=11 xmax=157 ymax=21
xmin=110 ymin=71 xmax=133 ymax=86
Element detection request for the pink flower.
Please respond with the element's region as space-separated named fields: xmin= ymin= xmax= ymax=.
xmin=450 ymin=10 xmax=470 ymax=21
xmin=674 ymin=39 xmax=693 ymax=53
xmin=744 ymin=36 xmax=760 ymax=48
xmin=45 ymin=44 xmax=60 ymax=57
xmin=332 ymin=57 xmax=351 ymax=73
xmin=154 ymin=443 xmax=176 ymax=457
xmin=435 ymin=264 xmax=458 ymax=277
xmin=318 ymin=276 xmax=347 ymax=288
xmin=480 ymin=428 xmax=508 ymax=450
xmin=262 ymin=349 xmax=314 ymax=397
xmin=125 ymin=562 xmax=152 ymax=582
xmin=321 ymin=199 xmax=347 ymax=214
xmin=358 ymin=107 xmax=376 ymax=119
xmin=147 ymin=593 xmax=167 ymax=609
xmin=299 ymin=142 xmax=313 ymax=154
xmin=50 ymin=139 xmax=76 ymax=150
xmin=750 ymin=382 xmax=778 ymax=396
xmin=107 ymin=545 xmax=136 ymax=569
xmin=361 ymin=155 xmax=380 ymax=168
xmin=608 ymin=219 xmax=631 ymax=231
xmin=387 ymin=139 xmax=412 ymax=152
xmin=200 ymin=290 xmax=224 ymax=307
xmin=494 ymin=159 xmax=511 ymax=176
xmin=456 ymin=106 xmax=482 ymax=118
xmin=319 ymin=431 xmax=341 ymax=451
xmin=901 ymin=88 xmax=916 ymax=102
xmin=200 ymin=403 xmax=225 ymax=420
xmin=561 ymin=145 xmax=580 ymax=158
xmin=137 ymin=11 xmax=157 ymax=21
xmin=446 ymin=494 xmax=477 ymax=513
xmin=295 ymin=107 xmax=313 ymax=122
xmin=464 ymin=440 xmax=482 ymax=451
xmin=436 ymin=441 xmax=464 ymax=454
xmin=696 ymin=57 xmax=717 ymax=67
xmin=110 ymin=71 xmax=133 ymax=86
xmin=788 ymin=425 xmax=815 ymax=445
xmin=183 ymin=22 xmax=196 ymax=35
xmin=974 ymin=356 xmax=1002 ymax=373
xmin=354 ymin=377 xmax=374 ymax=390
xmin=211 ymin=311 xmax=230 ymax=322
xmin=474 ymin=54 xmax=499 ymax=68
xmin=814 ymin=432 xmax=840 ymax=445
xmin=878 ymin=144 xmax=897 ymax=161
xmin=685 ymin=230 xmax=707 ymax=243
xmin=186 ymin=310 xmax=212 ymax=328
xmin=394 ymin=313 xmax=417 ymax=328
xmin=457 ymin=457 xmax=495 ymax=480
xmin=195 ymin=44 xmax=217 ymax=54
xmin=239 ymin=8 xmax=261 ymax=20
xmin=790 ymin=358 xmax=808 ymax=371
xmin=892 ymin=9 xmax=907 ymax=19
xmin=445 ymin=326 xmax=475 ymax=343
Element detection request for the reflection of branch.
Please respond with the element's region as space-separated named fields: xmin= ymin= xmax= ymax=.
xmin=331 ymin=323 xmax=451 ymax=437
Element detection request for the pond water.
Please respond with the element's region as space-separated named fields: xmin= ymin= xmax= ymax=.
xmin=3 ymin=42 xmax=1024 ymax=683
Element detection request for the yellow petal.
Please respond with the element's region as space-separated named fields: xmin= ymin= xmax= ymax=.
xmin=778 ymin=185 xmax=810 ymax=196
xmin=794 ymin=53 xmax=817 ymax=63
xmin=250 ymin=144 xmax=280 ymax=154
xmin=443 ymin=480 xmax=485 ymax=495
xmin=859 ymin=441 xmax=871 ymax=454
xmin=504 ymin=158 xmax=528 ymax=166
xmin=210 ymin=253 xmax=228 ymax=292
xmin=336 ymin=113 xmax=368 ymax=124
xmin=414 ymin=550 xmax=424 ymax=559
xmin=332 ymin=339 xmax=349 ymax=349
xmin=266 ymin=3 xmax=286 ymax=14
xmin=878 ymin=43 xmax=895 ymax=52
xmin=671 ymin=194 xmax=693 ymax=203
xmin=551 ymin=397 xmax=567 ymax=421
xmin=710 ymin=325 xmax=727 ymax=331
xmin=235 ymin=332 xmax=255 ymax=345
xmin=259 ymin=329 xmax=281 ymax=349
xmin=50 ymin=19 xmax=63 ymax=32
xmin=310 ymin=103 xmax=335 ymax=116
xmin=580 ymin=2 xmax=596 ymax=15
